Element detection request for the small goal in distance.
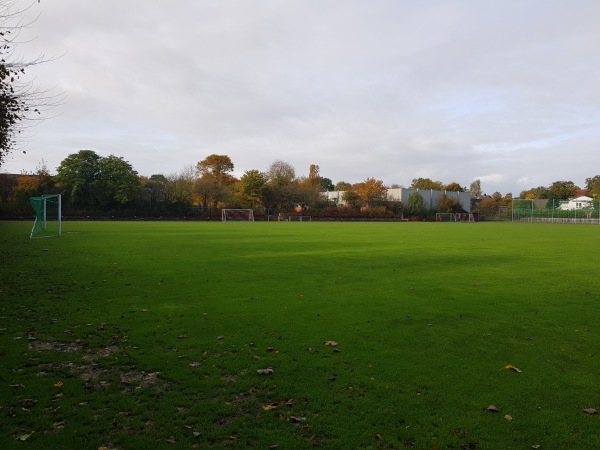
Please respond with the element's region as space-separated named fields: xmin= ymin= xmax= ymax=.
xmin=221 ymin=209 xmax=254 ymax=222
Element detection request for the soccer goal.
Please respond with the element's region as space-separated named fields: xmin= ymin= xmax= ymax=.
xmin=435 ymin=213 xmax=455 ymax=222
xmin=30 ymin=194 xmax=62 ymax=238
xmin=278 ymin=214 xmax=311 ymax=222
xmin=454 ymin=213 xmax=475 ymax=223
xmin=221 ymin=209 xmax=254 ymax=222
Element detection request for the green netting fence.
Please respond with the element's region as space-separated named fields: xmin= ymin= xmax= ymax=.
xmin=512 ymin=198 xmax=600 ymax=224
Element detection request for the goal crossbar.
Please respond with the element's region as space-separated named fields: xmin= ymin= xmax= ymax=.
xmin=221 ymin=209 xmax=255 ymax=222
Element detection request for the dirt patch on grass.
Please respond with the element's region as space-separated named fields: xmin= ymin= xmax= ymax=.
xmin=29 ymin=340 xmax=85 ymax=353
xmin=27 ymin=339 xmax=170 ymax=392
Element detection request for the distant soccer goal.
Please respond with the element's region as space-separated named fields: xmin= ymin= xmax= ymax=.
xmin=30 ymin=194 xmax=62 ymax=238
xmin=435 ymin=213 xmax=455 ymax=222
xmin=454 ymin=213 xmax=475 ymax=223
xmin=278 ymin=214 xmax=311 ymax=222
xmin=221 ymin=209 xmax=254 ymax=222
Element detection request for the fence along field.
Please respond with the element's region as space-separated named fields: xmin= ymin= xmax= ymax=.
xmin=1 ymin=220 xmax=600 ymax=449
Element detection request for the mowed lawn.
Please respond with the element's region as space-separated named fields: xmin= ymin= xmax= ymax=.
xmin=1 ymin=220 xmax=599 ymax=449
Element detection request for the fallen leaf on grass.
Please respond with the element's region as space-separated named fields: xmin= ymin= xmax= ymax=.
xmin=289 ymin=416 xmax=306 ymax=423
xmin=583 ymin=408 xmax=597 ymax=415
xmin=324 ymin=340 xmax=338 ymax=347
xmin=504 ymin=365 xmax=522 ymax=373
xmin=257 ymin=367 xmax=274 ymax=375
xmin=16 ymin=431 xmax=35 ymax=441
xmin=53 ymin=381 xmax=64 ymax=387
xmin=531 ymin=445 xmax=541 ymax=449
xmin=262 ymin=404 xmax=278 ymax=411
xmin=504 ymin=415 xmax=513 ymax=421
xmin=165 ymin=436 xmax=177 ymax=444
xmin=375 ymin=433 xmax=382 ymax=439
xmin=486 ymin=405 xmax=499 ymax=412
xmin=188 ymin=362 xmax=201 ymax=368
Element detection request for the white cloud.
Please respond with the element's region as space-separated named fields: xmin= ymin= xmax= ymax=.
xmin=2 ymin=0 xmax=599 ymax=194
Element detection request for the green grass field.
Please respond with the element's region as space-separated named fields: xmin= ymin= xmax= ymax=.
xmin=1 ymin=220 xmax=599 ymax=449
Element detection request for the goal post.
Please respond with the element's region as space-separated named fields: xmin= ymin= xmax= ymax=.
xmin=454 ymin=213 xmax=475 ymax=223
xmin=435 ymin=213 xmax=454 ymax=222
xmin=30 ymin=194 xmax=62 ymax=238
xmin=277 ymin=214 xmax=311 ymax=222
xmin=221 ymin=209 xmax=255 ymax=222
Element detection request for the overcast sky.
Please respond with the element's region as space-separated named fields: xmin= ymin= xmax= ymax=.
xmin=3 ymin=0 xmax=599 ymax=195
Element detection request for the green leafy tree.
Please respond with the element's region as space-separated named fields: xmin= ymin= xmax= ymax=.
xmin=410 ymin=177 xmax=443 ymax=190
xmin=585 ymin=175 xmax=600 ymax=198
xmin=95 ymin=155 xmax=140 ymax=208
xmin=238 ymin=169 xmax=267 ymax=208
xmin=405 ymin=192 xmax=426 ymax=215
xmin=56 ymin=150 xmax=102 ymax=207
xmin=334 ymin=181 xmax=352 ymax=191
xmin=57 ymin=150 xmax=140 ymax=209
xmin=548 ymin=180 xmax=578 ymax=200
xmin=342 ymin=190 xmax=360 ymax=210
xmin=140 ymin=174 xmax=168 ymax=209
xmin=519 ymin=186 xmax=549 ymax=199
xmin=320 ymin=177 xmax=334 ymax=191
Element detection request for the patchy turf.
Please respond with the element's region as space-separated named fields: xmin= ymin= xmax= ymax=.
xmin=1 ymin=220 xmax=600 ymax=449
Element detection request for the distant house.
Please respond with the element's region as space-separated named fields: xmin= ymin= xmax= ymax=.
xmin=558 ymin=196 xmax=594 ymax=210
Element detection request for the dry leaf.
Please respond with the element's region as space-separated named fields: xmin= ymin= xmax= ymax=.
xmin=17 ymin=431 xmax=35 ymax=441
xmin=324 ymin=340 xmax=338 ymax=347
xmin=531 ymin=445 xmax=541 ymax=449
xmin=54 ymin=381 xmax=64 ymax=387
xmin=504 ymin=365 xmax=522 ymax=373
xmin=257 ymin=367 xmax=274 ymax=375
xmin=504 ymin=414 xmax=513 ymax=421
xmin=289 ymin=416 xmax=306 ymax=423
xmin=375 ymin=433 xmax=382 ymax=439
xmin=262 ymin=404 xmax=278 ymax=411
xmin=583 ymin=408 xmax=597 ymax=415
xmin=486 ymin=405 xmax=499 ymax=412
xmin=165 ymin=437 xmax=177 ymax=444
xmin=188 ymin=362 xmax=201 ymax=368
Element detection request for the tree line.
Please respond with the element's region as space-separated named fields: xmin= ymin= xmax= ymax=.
xmin=0 ymin=150 xmax=470 ymax=218
xmin=1 ymin=149 xmax=598 ymax=219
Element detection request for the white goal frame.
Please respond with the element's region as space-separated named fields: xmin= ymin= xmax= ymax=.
xmin=454 ymin=213 xmax=475 ymax=223
xmin=435 ymin=213 xmax=455 ymax=222
xmin=30 ymin=194 xmax=62 ymax=238
xmin=277 ymin=214 xmax=311 ymax=222
xmin=221 ymin=209 xmax=255 ymax=222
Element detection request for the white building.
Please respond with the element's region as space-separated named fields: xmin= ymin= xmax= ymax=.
xmin=323 ymin=188 xmax=471 ymax=212
xmin=558 ymin=196 xmax=594 ymax=210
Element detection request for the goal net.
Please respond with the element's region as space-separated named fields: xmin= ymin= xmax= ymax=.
xmin=435 ymin=213 xmax=454 ymax=222
xmin=30 ymin=194 xmax=62 ymax=238
xmin=454 ymin=213 xmax=475 ymax=223
xmin=277 ymin=214 xmax=311 ymax=222
xmin=221 ymin=209 xmax=254 ymax=222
